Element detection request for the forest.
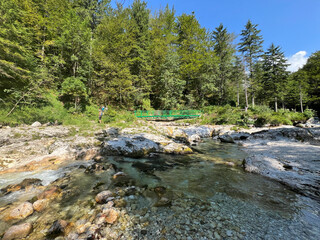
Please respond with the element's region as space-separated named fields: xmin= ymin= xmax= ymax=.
xmin=0 ymin=0 xmax=319 ymax=125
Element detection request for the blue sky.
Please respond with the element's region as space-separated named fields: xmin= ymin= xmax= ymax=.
xmin=111 ymin=0 xmax=320 ymax=71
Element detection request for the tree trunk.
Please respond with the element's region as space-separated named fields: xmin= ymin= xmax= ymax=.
xmin=245 ymin=85 xmax=248 ymax=112
xmin=299 ymin=85 xmax=304 ymax=113
xmin=275 ymin=97 xmax=278 ymax=112
xmin=237 ymin=82 xmax=240 ymax=107
xmin=252 ymin=92 xmax=255 ymax=108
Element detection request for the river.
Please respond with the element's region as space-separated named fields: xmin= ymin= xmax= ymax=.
xmin=0 ymin=140 xmax=319 ymax=239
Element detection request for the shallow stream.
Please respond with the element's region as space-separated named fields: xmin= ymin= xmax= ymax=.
xmin=0 ymin=140 xmax=319 ymax=239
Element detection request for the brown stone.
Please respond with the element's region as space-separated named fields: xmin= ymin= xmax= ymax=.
xmin=38 ymin=186 xmax=61 ymax=200
xmin=95 ymin=190 xmax=113 ymax=204
xmin=2 ymin=223 xmax=33 ymax=240
xmin=33 ymin=199 xmax=49 ymax=212
xmin=105 ymin=209 xmax=118 ymax=224
xmin=8 ymin=202 xmax=34 ymax=220
xmin=48 ymin=220 xmax=68 ymax=235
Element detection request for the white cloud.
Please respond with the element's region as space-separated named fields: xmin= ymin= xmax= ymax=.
xmin=287 ymin=51 xmax=308 ymax=72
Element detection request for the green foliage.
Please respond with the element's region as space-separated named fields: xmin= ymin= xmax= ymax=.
xmin=0 ymin=0 xmax=319 ymax=121
xmin=61 ymin=77 xmax=87 ymax=110
xmin=303 ymin=109 xmax=315 ymax=119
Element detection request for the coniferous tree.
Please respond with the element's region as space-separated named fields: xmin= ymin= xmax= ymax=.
xmin=212 ymin=24 xmax=235 ymax=105
xmin=128 ymin=0 xmax=152 ymax=107
xmin=238 ymin=20 xmax=264 ymax=110
xmin=261 ymin=43 xmax=288 ymax=112
xmin=93 ymin=4 xmax=133 ymax=107
xmin=158 ymin=50 xmax=185 ymax=109
xmin=149 ymin=5 xmax=177 ymax=108
xmin=177 ymin=13 xmax=214 ymax=107
xmin=299 ymin=51 xmax=320 ymax=113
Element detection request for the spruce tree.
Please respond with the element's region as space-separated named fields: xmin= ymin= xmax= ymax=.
xmin=238 ymin=20 xmax=264 ymax=110
xmin=261 ymin=43 xmax=288 ymax=111
xmin=212 ymin=23 xmax=235 ymax=105
xmin=128 ymin=0 xmax=152 ymax=108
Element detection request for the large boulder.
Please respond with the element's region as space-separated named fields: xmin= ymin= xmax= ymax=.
xmin=8 ymin=202 xmax=34 ymax=220
xmin=101 ymin=135 xmax=160 ymax=157
xmin=2 ymin=223 xmax=33 ymax=240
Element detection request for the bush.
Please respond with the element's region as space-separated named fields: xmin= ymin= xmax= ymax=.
xmin=303 ymin=109 xmax=315 ymax=119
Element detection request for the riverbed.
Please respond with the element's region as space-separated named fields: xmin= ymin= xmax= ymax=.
xmin=0 ymin=139 xmax=319 ymax=239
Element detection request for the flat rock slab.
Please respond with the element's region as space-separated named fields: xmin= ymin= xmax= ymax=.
xmin=243 ymin=139 xmax=320 ymax=200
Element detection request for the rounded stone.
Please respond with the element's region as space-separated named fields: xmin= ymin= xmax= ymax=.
xmin=2 ymin=223 xmax=33 ymax=240
xmin=95 ymin=190 xmax=113 ymax=204
xmin=33 ymin=199 xmax=49 ymax=212
xmin=105 ymin=209 xmax=119 ymax=224
xmin=8 ymin=202 xmax=34 ymax=220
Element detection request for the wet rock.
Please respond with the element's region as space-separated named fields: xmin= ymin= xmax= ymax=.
xmin=114 ymin=198 xmax=127 ymax=208
xmin=112 ymin=172 xmax=135 ymax=187
xmin=76 ymin=222 xmax=91 ymax=234
xmin=101 ymin=135 xmax=160 ymax=157
xmin=38 ymin=186 xmax=61 ymax=200
xmin=95 ymin=190 xmax=113 ymax=204
xmin=154 ymin=186 xmax=166 ymax=196
xmin=31 ymin=121 xmax=41 ymax=127
xmin=48 ymin=220 xmax=68 ymax=236
xmin=163 ymin=142 xmax=193 ymax=154
xmin=85 ymin=163 xmax=105 ymax=173
xmin=155 ymin=197 xmax=171 ymax=207
xmin=33 ymin=199 xmax=49 ymax=212
xmin=1 ymin=178 xmax=42 ymax=194
xmin=76 ymin=149 xmax=98 ymax=161
xmin=2 ymin=223 xmax=33 ymax=240
xmin=104 ymin=208 xmax=119 ymax=224
xmin=8 ymin=202 xmax=34 ymax=220
xmin=214 ymin=231 xmax=221 ymax=240
xmin=218 ymin=134 xmax=235 ymax=143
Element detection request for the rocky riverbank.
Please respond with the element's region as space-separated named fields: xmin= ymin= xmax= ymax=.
xmin=1 ymin=120 xmax=320 ymax=239
xmin=214 ymin=121 xmax=320 ymax=201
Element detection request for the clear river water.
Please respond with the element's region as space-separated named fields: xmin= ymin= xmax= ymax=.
xmin=0 ymin=140 xmax=319 ymax=239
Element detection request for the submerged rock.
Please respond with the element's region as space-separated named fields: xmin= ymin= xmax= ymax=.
xmin=7 ymin=202 xmax=34 ymax=220
xmin=33 ymin=199 xmax=49 ymax=212
xmin=48 ymin=220 xmax=68 ymax=236
xmin=104 ymin=208 xmax=119 ymax=224
xmin=2 ymin=223 xmax=33 ymax=240
xmin=95 ymin=190 xmax=113 ymax=204
xmin=38 ymin=186 xmax=61 ymax=200
xmin=1 ymin=178 xmax=42 ymax=194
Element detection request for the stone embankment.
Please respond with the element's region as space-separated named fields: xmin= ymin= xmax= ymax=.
xmin=213 ymin=119 xmax=320 ymax=201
